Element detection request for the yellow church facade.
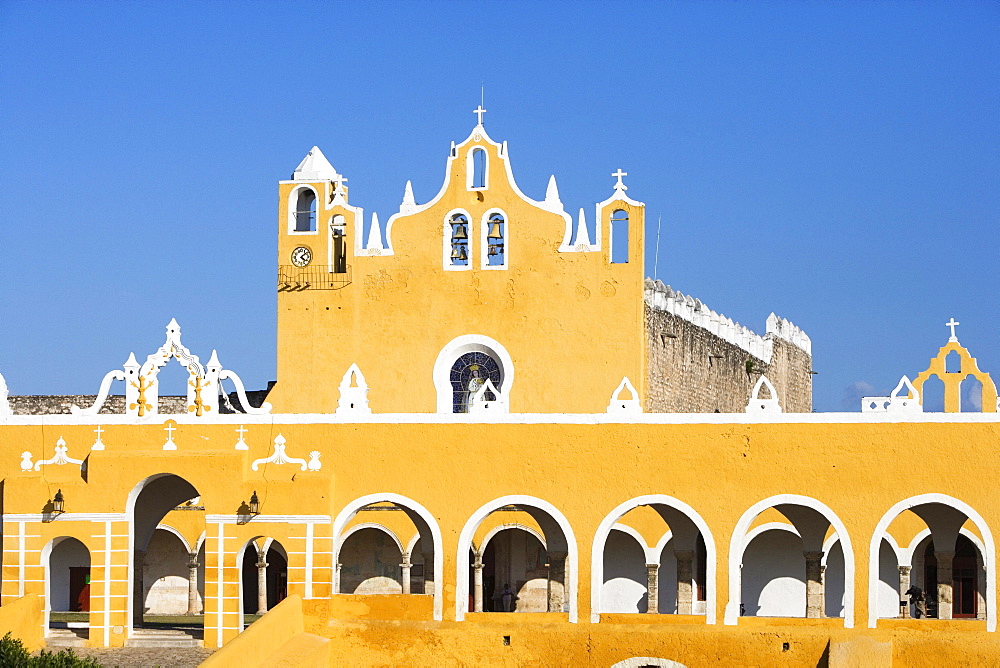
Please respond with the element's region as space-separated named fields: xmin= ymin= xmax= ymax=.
xmin=1 ymin=111 xmax=998 ymax=666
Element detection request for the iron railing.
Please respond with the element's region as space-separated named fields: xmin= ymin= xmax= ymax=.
xmin=278 ymin=265 xmax=352 ymax=291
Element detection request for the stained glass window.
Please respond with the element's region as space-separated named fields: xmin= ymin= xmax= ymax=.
xmin=450 ymin=351 xmax=501 ymax=413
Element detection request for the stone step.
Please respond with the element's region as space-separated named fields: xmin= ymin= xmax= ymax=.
xmin=126 ymin=629 xmax=201 ymax=648
xmin=46 ymin=628 xmax=88 ymax=648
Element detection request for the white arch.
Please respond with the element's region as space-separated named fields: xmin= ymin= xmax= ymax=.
xmin=466 ymin=146 xmax=488 ymax=190
xmin=340 ymin=522 xmax=404 ymax=555
xmin=457 ymin=495 xmax=579 ymax=622
xmin=442 ymin=208 xmax=473 ymax=271
xmin=825 ymin=531 xmax=901 ymax=569
xmin=904 ymin=527 xmax=986 ymax=568
xmin=406 ymin=533 xmax=422 ymax=556
xmin=194 ymin=530 xmax=207 ymax=555
xmin=476 ymin=522 xmax=547 ymax=555
xmin=653 ymin=529 xmax=674 ymax=564
xmin=287 ymin=184 xmax=320 ymax=235
xmin=479 ymin=207 xmax=508 ymax=270
xmin=332 ymin=493 xmax=444 ymax=621
xmin=154 ymin=524 xmax=192 ymax=554
xmin=433 ymin=334 xmax=515 ymax=413
xmin=726 ymin=494 xmax=855 ymax=627
xmin=868 ymin=493 xmax=995 ymax=631
xmin=611 ymin=523 xmax=659 ymax=565
xmin=592 ymin=495 xmax=717 ymax=624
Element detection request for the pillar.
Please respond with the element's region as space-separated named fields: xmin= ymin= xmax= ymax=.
xmin=645 ymin=563 xmax=659 ymax=614
xmin=676 ymin=550 xmax=694 ymax=615
xmin=804 ymin=551 xmax=824 ymax=618
xmin=256 ymin=552 xmax=268 ymax=615
xmin=187 ymin=552 xmax=201 ymax=615
xmin=547 ymin=552 xmax=567 ymax=613
xmin=422 ymin=552 xmax=434 ymax=597
xmin=898 ymin=565 xmax=911 ymax=618
xmin=401 ymin=553 xmax=411 ymax=595
xmin=936 ymin=550 xmax=955 ymax=620
xmin=132 ymin=549 xmax=146 ymax=627
xmin=473 ymin=553 xmax=484 ymax=612
xmin=977 ymin=554 xmax=987 ymax=620
xmin=335 ymin=562 xmax=342 ymax=595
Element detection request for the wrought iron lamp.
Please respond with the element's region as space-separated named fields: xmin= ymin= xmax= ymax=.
xmin=249 ymin=491 xmax=260 ymax=516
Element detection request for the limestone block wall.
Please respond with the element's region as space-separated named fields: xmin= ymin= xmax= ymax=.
xmin=644 ymin=279 xmax=812 ymax=413
xmin=8 ymin=386 xmax=272 ymax=415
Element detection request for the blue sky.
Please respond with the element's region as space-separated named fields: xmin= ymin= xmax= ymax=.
xmin=1 ymin=1 xmax=997 ymax=411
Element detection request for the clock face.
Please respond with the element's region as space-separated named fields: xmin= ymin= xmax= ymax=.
xmin=291 ymin=246 xmax=312 ymax=267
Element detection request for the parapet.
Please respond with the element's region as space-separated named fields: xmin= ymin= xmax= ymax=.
xmin=643 ymin=278 xmax=811 ymax=362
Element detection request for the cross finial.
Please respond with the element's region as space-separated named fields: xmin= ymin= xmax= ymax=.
xmin=473 ymin=105 xmax=487 ymax=126
xmin=612 ymin=168 xmax=628 ymax=190
xmin=946 ymin=317 xmax=960 ymax=342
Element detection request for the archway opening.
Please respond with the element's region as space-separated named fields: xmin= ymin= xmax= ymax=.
xmin=128 ymin=474 xmax=203 ymax=640
xmin=46 ymin=537 xmax=91 ymax=642
xmin=240 ymin=539 xmax=287 ymax=626
xmin=473 ymin=526 xmax=548 ymax=612
xmin=339 ymin=527 xmax=402 ymax=594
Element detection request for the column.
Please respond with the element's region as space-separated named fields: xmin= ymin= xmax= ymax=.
xmin=473 ymin=553 xmax=484 ymax=612
xmin=676 ymin=550 xmax=694 ymax=615
xmin=133 ymin=549 xmax=146 ymax=628
xmin=187 ymin=552 xmax=201 ymax=615
xmin=422 ymin=552 xmax=434 ymax=597
xmin=645 ymin=563 xmax=659 ymax=614
xmin=256 ymin=552 xmax=268 ymax=615
xmin=803 ymin=551 xmax=824 ymax=618
xmin=935 ymin=550 xmax=955 ymax=620
xmin=401 ymin=553 xmax=412 ymax=595
xmin=898 ymin=565 xmax=911 ymax=618
xmin=547 ymin=552 xmax=567 ymax=613
xmin=335 ymin=562 xmax=342 ymax=595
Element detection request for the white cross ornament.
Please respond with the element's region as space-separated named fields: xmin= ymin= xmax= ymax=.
xmin=946 ymin=317 xmax=960 ymax=342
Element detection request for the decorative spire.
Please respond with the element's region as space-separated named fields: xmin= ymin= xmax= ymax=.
xmin=574 ymin=208 xmax=592 ymax=247
xmin=401 ymin=180 xmax=415 ymax=209
xmin=612 ymin=168 xmax=628 ymax=191
xmin=207 ymin=350 xmax=222 ymax=372
xmin=544 ymin=175 xmax=562 ymax=208
xmin=292 ymin=146 xmax=340 ymax=181
xmin=367 ymin=212 xmax=384 ymax=251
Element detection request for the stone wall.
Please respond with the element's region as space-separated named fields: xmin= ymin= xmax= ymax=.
xmin=8 ymin=383 xmax=273 ymax=415
xmin=644 ymin=279 xmax=812 ymax=413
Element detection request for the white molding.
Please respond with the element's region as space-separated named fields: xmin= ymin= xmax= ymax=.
xmin=465 ymin=145 xmax=488 ymax=191
xmin=476 ymin=522 xmax=547 ymax=554
xmin=205 ymin=514 xmax=330 ymax=524
xmin=432 ymin=334 xmax=515 ymax=414
xmin=2 ymin=512 xmax=127 ymax=522
xmin=868 ymin=494 xmax=995 ymax=631
xmin=610 ymin=659 xmax=686 ymax=668
xmin=331 ymin=493 xmax=443 ymax=621
xmin=610 ymin=523 xmax=658 ymax=565
xmin=340 ymin=522 xmax=404 ymax=554
xmin=725 ymin=494 xmax=854 ymax=628
xmin=154 ymin=523 xmax=192 ymax=554
xmin=746 ymin=522 xmax=800 ymax=546
xmin=592 ymin=495 xmax=716 ymax=623
xmin=478 ymin=208 xmax=508 ymax=270
xmin=457 ymin=495 xmax=578 ymax=623
xmin=442 ymin=209 xmax=473 ymax=271
xmin=286 ymin=184 xmax=321 ymax=235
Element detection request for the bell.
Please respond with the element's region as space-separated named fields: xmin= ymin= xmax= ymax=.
xmin=488 ymin=244 xmax=499 ymax=256
xmin=457 ymin=245 xmax=468 ymax=261
xmin=453 ymin=223 xmax=468 ymax=240
xmin=451 ymin=245 xmax=462 ymax=260
xmin=488 ymin=221 xmax=503 ymax=239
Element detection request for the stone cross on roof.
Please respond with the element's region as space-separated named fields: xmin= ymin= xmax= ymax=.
xmin=473 ymin=105 xmax=486 ymax=126
xmin=612 ymin=168 xmax=628 ymax=190
xmin=946 ymin=317 xmax=960 ymax=342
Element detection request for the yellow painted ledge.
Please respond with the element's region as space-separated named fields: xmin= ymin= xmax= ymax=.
xmin=737 ymin=616 xmax=848 ymax=629
xmin=464 ymin=612 xmax=569 ymax=624
xmin=0 ymin=594 xmax=44 ymax=651
xmin=599 ymin=613 xmax=707 ymax=625
xmin=875 ymin=617 xmax=988 ymax=632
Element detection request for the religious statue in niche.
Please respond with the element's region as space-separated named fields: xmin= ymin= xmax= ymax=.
xmin=449 ymin=352 xmax=501 ymax=413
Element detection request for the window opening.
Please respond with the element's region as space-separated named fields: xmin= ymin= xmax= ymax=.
xmin=945 ymin=350 xmax=961 ymax=374
xmin=450 ymin=351 xmax=501 ymax=413
xmin=450 ymin=214 xmax=470 ymax=266
xmin=294 ymin=189 xmax=317 ymax=232
xmin=610 ymin=209 xmax=629 ymax=263
xmin=331 ymin=218 xmax=347 ymax=273
xmin=471 ymin=148 xmax=487 ymax=189
xmin=696 ymin=533 xmax=707 ymax=602
xmin=486 ymin=213 xmax=505 ymax=266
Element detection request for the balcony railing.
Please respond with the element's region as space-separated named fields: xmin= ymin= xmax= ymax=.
xmin=278 ymin=265 xmax=352 ymax=291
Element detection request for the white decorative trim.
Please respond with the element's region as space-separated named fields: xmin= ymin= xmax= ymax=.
xmin=291 ymin=146 xmax=340 ymax=182
xmin=610 ymin=523 xmax=659 ymax=565
xmin=341 ymin=523 xmax=404 ymax=554
xmin=745 ymin=375 xmax=781 ymax=415
xmin=862 ymin=376 xmax=922 ymax=414
xmin=34 ymin=438 xmax=84 ymax=471
xmin=0 ymin=371 xmax=11 ymax=417
xmin=457 ymin=495 xmax=579 ymax=622
xmin=286 ymin=184 xmax=321 ymax=235
xmin=903 ymin=527 xmax=985 ymax=570
xmin=155 ymin=524 xmax=192 ymax=553
xmin=478 ymin=208 xmax=508 ymax=270
xmin=251 ymin=435 xmax=308 ymax=471
xmin=3 ymin=512 xmax=127 ymax=522
xmin=336 ymin=364 xmax=371 ymax=415
xmin=725 ymin=495 xmax=854 ymax=628
xmin=868 ymin=494 xmax=995 ymax=632
xmin=433 ymin=334 xmax=515 ymax=414
xmin=331 ymin=493 xmax=444 ymax=621
xmin=20 ymin=452 xmax=33 ymax=470
xmin=611 ymin=659 xmax=686 ymax=668
xmin=745 ymin=522 xmax=800 ymax=547
xmin=365 ymin=212 xmax=384 ymax=253
xmin=607 ymin=377 xmax=641 ymax=415
xmin=468 ymin=379 xmax=507 ymax=415
xmin=592 ymin=495 xmax=716 ymax=623
xmin=219 ymin=369 xmax=272 ymax=415
xmin=70 ymin=369 xmax=125 ymax=415
xmin=205 ymin=514 xmax=330 ymax=524
xmin=477 ymin=523 xmax=547 ymax=554
xmin=234 ymin=425 xmax=248 ymax=450
xmin=465 ymin=145 xmax=488 ymax=191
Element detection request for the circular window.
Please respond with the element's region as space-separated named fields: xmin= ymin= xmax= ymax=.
xmin=450 ymin=351 xmax=501 ymax=413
